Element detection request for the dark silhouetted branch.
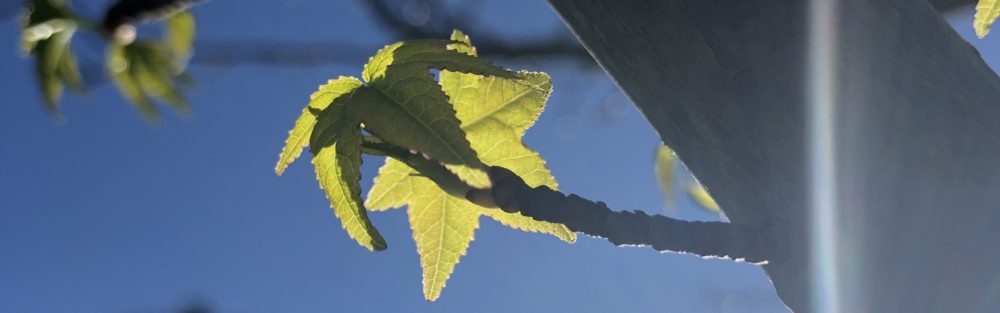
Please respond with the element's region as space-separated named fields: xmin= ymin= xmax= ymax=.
xmin=169 ymin=0 xmax=974 ymax=69
xmin=362 ymin=0 xmax=592 ymax=63
xmin=3 ymin=0 xmax=976 ymax=69
xmin=100 ymin=0 xmax=204 ymax=35
xmin=188 ymin=39 xmax=372 ymax=67
xmin=359 ymin=138 xmax=770 ymax=263
xmin=466 ymin=167 xmax=770 ymax=264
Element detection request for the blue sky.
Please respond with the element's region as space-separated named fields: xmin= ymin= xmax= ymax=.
xmin=0 ymin=2 xmax=992 ymax=313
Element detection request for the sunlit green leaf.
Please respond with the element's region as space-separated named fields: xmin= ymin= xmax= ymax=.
xmin=688 ymin=184 xmax=721 ymax=213
xmin=276 ymin=77 xmax=364 ymax=175
xmin=276 ymin=76 xmax=386 ymax=251
xmin=366 ymin=30 xmax=574 ymax=301
xmin=353 ymin=77 xmax=490 ymax=188
xmin=365 ymin=157 xmax=414 ymax=210
xmin=311 ymin=92 xmax=387 ymax=251
xmin=362 ymin=40 xmax=518 ymax=83
xmin=976 ymin=0 xmax=1000 ymax=38
xmin=359 ymin=39 xmax=525 ymax=188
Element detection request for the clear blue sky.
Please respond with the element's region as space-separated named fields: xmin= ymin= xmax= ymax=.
xmin=0 ymin=2 xmax=992 ymax=313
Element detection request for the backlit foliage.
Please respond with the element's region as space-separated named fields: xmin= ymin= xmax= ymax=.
xmin=276 ymin=31 xmax=573 ymax=300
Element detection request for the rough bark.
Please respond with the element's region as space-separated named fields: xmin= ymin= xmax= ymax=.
xmin=548 ymin=0 xmax=1000 ymax=312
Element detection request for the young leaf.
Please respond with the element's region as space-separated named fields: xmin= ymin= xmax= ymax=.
xmin=366 ymin=32 xmax=574 ymax=300
xmin=976 ymin=0 xmax=1000 ymax=38
xmin=276 ymin=77 xmax=364 ymax=175
xmin=311 ymin=92 xmax=387 ymax=251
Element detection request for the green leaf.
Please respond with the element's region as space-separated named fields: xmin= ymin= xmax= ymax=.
xmin=107 ymin=41 xmax=192 ymax=121
xmin=165 ymin=11 xmax=195 ymax=68
xmin=22 ymin=0 xmax=82 ymax=113
xmin=446 ymin=30 xmax=476 ymax=55
xmin=34 ymin=34 xmax=64 ymax=112
xmin=366 ymin=31 xmax=574 ymax=301
xmin=358 ymin=39 xmax=525 ymax=188
xmin=362 ymin=40 xmax=518 ymax=83
xmin=22 ymin=1 xmax=198 ymax=118
xmin=276 ymin=77 xmax=364 ymax=175
xmin=21 ymin=0 xmax=74 ymax=54
xmin=108 ymin=44 xmax=158 ymax=121
xmin=688 ymin=184 xmax=721 ymax=213
xmin=654 ymin=143 xmax=677 ymax=210
xmin=311 ymin=92 xmax=387 ymax=251
xmin=108 ymin=44 xmax=159 ymax=121
xmin=131 ymin=44 xmax=189 ymax=114
xmin=365 ymin=157 xmax=414 ymax=210
xmin=276 ymin=76 xmax=386 ymax=251
xmin=355 ymin=73 xmax=491 ymax=188
xmin=976 ymin=0 xmax=1000 ymax=38
xmin=57 ymin=38 xmax=84 ymax=94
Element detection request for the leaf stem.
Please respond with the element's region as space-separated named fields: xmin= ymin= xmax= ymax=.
xmin=361 ymin=136 xmax=473 ymax=199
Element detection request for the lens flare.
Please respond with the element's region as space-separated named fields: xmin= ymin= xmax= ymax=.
xmin=808 ymin=0 xmax=840 ymax=312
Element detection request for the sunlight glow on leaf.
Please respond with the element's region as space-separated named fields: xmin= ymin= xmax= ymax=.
xmin=365 ymin=30 xmax=574 ymax=301
xmin=975 ymin=0 xmax=1000 ymax=38
xmin=276 ymin=77 xmax=364 ymax=175
xmin=688 ymin=183 xmax=720 ymax=212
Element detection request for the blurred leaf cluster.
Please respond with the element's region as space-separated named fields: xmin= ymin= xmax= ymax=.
xmin=21 ymin=0 xmax=82 ymax=113
xmin=20 ymin=0 xmax=197 ymax=121
xmin=107 ymin=12 xmax=195 ymax=121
